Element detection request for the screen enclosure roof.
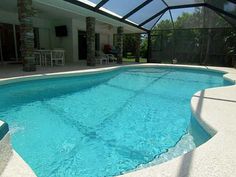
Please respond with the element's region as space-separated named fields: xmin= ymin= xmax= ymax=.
xmin=65 ymin=0 xmax=236 ymax=31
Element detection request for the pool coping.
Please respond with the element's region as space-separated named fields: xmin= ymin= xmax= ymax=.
xmin=0 ymin=63 xmax=236 ymax=177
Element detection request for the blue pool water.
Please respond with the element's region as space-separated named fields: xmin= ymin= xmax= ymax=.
xmin=0 ymin=67 xmax=232 ymax=177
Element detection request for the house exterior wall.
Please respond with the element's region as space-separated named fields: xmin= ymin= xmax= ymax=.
xmin=0 ymin=9 xmax=53 ymax=60
xmin=0 ymin=9 xmax=52 ymax=48
xmin=0 ymin=8 xmax=115 ymax=64
xmin=0 ymin=10 xmax=19 ymax=24
xmin=51 ymin=19 xmax=73 ymax=63
xmin=72 ymin=18 xmax=114 ymax=62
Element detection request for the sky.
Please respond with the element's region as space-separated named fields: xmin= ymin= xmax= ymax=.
xmin=80 ymin=0 xmax=196 ymax=21
xmin=77 ymin=0 xmax=214 ymax=29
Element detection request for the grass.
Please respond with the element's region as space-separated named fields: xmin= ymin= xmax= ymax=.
xmin=123 ymin=58 xmax=147 ymax=63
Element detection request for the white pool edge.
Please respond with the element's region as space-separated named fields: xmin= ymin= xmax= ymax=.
xmin=0 ymin=63 xmax=236 ymax=177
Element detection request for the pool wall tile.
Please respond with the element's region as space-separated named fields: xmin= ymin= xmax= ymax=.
xmin=0 ymin=121 xmax=9 ymax=141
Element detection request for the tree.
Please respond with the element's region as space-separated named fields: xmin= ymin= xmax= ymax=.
xmin=140 ymin=34 xmax=148 ymax=58
xmin=123 ymin=34 xmax=137 ymax=57
xmin=148 ymin=7 xmax=235 ymax=65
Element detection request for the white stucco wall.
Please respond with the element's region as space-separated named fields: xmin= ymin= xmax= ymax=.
xmin=0 ymin=9 xmax=52 ymax=49
xmin=72 ymin=18 xmax=115 ymax=61
xmin=0 ymin=8 xmax=115 ymax=64
xmin=0 ymin=10 xmax=18 ymax=24
xmin=51 ymin=19 xmax=74 ymax=63
xmin=0 ymin=9 xmax=72 ymax=63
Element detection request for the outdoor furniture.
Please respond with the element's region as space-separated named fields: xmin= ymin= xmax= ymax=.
xmin=97 ymin=55 xmax=109 ymax=65
xmin=51 ymin=50 xmax=65 ymax=66
xmin=41 ymin=50 xmax=53 ymax=66
xmin=96 ymin=51 xmax=109 ymax=64
xmin=107 ymin=54 xmax=117 ymax=63
xmin=34 ymin=51 xmax=42 ymax=66
xmin=34 ymin=49 xmax=65 ymax=67
xmin=103 ymin=45 xmax=118 ymax=56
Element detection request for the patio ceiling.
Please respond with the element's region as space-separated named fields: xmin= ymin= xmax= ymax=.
xmin=64 ymin=0 xmax=236 ymax=31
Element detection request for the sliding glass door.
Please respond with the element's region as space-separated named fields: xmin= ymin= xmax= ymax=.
xmin=0 ymin=23 xmax=18 ymax=63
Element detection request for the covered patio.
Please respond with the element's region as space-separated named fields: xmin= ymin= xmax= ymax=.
xmin=0 ymin=0 xmax=144 ymax=71
xmin=1 ymin=0 xmax=235 ymax=72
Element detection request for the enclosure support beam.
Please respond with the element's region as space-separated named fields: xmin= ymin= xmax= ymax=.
xmin=139 ymin=8 xmax=168 ymax=27
xmin=147 ymin=32 xmax=151 ymax=63
xmin=169 ymin=10 xmax=175 ymax=61
xmin=169 ymin=3 xmax=205 ymax=10
xmin=205 ymin=3 xmax=236 ymax=19
xmin=65 ymin=0 xmax=236 ymax=32
xmin=227 ymin=0 xmax=236 ymax=4
xmin=134 ymin=33 xmax=141 ymax=63
xmin=215 ymin=11 xmax=236 ymax=29
xmin=122 ymin=0 xmax=154 ymax=20
xmin=94 ymin=0 xmax=109 ymax=11
xmin=64 ymin=0 xmax=149 ymax=32
xmin=161 ymin=0 xmax=169 ymax=8
xmin=150 ymin=12 xmax=165 ymax=30
xmin=169 ymin=10 xmax=174 ymax=29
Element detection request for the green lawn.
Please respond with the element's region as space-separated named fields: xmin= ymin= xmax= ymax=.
xmin=123 ymin=58 xmax=147 ymax=63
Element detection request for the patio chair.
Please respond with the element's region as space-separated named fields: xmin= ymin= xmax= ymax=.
xmin=107 ymin=54 xmax=117 ymax=63
xmin=34 ymin=51 xmax=42 ymax=66
xmin=96 ymin=51 xmax=109 ymax=65
xmin=39 ymin=50 xmax=52 ymax=66
xmin=51 ymin=50 xmax=65 ymax=66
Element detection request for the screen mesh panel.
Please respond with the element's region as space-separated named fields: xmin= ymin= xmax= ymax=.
xmin=73 ymin=0 xmax=236 ymax=30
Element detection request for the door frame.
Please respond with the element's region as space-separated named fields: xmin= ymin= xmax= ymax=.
xmin=0 ymin=29 xmax=3 ymax=63
xmin=0 ymin=23 xmax=19 ymax=63
xmin=78 ymin=30 xmax=87 ymax=60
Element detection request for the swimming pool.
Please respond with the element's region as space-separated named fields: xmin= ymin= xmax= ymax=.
xmin=0 ymin=67 xmax=232 ymax=177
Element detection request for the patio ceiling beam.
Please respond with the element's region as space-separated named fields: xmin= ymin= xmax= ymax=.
xmin=122 ymin=0 xmax=154 ymax=20
xmin=94 ymin=0 xmax=109 ymax=11
xmin=64 ymin=0 xmax=150 ymax=32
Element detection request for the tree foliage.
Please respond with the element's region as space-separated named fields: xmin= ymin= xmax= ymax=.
xmin=147 ymin=7 xmax=236 ymax=66
xmin=123 ymin=7 xmax=235 ymax=65
xmin=123 ymin=34 xmax=138 ymax=57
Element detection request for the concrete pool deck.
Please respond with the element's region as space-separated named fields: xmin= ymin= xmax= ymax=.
xmin=0 ymin=63 xmax=236 ymax=177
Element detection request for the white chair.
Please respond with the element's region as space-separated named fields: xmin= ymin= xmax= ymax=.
xmin=96 ymin=51 xmax=109 ymax=65
xmin=51 ymin=50 xmax=65 ymax=66
xmin=34 ymin=51 xmax=42 ymax=66
xmin=41 ymin=50 xmax=52 ymax=66
xmin=108 ymin=54 xmax=117 ymax=63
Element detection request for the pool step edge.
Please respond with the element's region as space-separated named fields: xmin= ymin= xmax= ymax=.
xmin=0 ymin=122 xmax=36 ymax=177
